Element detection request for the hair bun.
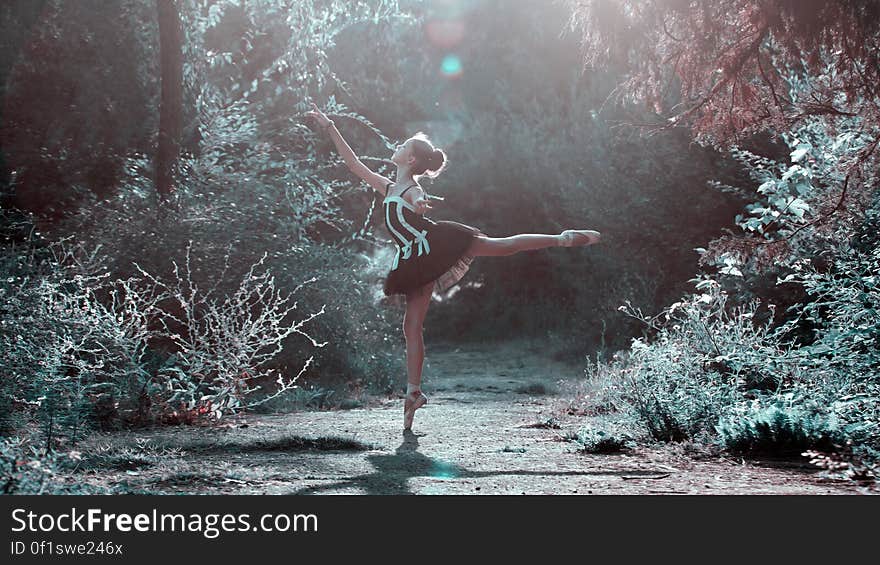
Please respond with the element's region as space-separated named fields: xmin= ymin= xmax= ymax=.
xmin=428 ymin=148 xmax=445 ymax=171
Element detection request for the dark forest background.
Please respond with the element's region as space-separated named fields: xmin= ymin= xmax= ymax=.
xmin=1 ymin=0 xmax=878 ymax=491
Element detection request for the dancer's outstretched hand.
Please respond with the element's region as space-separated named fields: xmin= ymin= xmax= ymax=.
xmin=305 ymin=102 xmax=333 ymax=129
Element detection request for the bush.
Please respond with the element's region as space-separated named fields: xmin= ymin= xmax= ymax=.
xmin=0 ymin=437 xmax=103 ymax=495
xmin=0 ymin=234 xmax=155 ymax=444
xmin=0 ymin=229 xmax=326 ymax=442
xmin=574 ymin=109 xmax=879 ymax=468
xmin=572 ymin=425 xmax=634 ymax=454
xmin=717 ymin=403 xmax=844 ymax=456
xmin=581 ymin=257 xmax=879 ymax=462
xmin=136 ymin=244 xmax=326 ymax=419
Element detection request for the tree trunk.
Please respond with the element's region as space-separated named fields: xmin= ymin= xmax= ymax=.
xmin=156 ymin=0 xmax=182 ymax=203
xmin=0 ymin=0 xmax=50 ymax=207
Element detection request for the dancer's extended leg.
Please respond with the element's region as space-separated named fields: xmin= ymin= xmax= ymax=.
xmin=468 ymin=230 xmax=599 ymax=257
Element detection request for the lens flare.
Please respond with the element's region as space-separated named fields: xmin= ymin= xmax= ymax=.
xmin=430 ymin=460 xmax=459 ymax=479
xmin=440 ymin=54 xmax=463 ymax=78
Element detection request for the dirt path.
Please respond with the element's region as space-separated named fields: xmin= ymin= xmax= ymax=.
xmin=74 ymin=339 xmax=871 ymax=495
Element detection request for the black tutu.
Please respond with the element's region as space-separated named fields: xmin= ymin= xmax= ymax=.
xmin=382 ymin=183 xmax=485 ymax=296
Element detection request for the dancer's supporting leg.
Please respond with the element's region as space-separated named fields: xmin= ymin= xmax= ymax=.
xmin=467 ymin=230 xmax=600 ymax=257
xmin=402 ymin=280 xmax=433 ymax=429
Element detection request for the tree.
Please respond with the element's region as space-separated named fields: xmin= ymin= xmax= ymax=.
xmin=0 ymin=0 xmax=156 ymax=217
xmin=157 ymin=0 xmax=183 ymax=202
xmin=565 ymin=0 xmax=880 ymax=255
xmin=566 ymin=1 xmax=880 ymax=143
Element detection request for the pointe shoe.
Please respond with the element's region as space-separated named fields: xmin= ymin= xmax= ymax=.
xmin=403 ymin=390 xmax=428 ymax=430
xmin=560 ymin=229 xmax=601 ymax=247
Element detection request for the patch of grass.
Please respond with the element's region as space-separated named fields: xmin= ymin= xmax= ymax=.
xmin=92 ymin=454 xmax=155 ymax=471
xmin=250 ymin=435 xmax=371 ymax=452
xmin=72 ymin=439 xmax=183 ymax=472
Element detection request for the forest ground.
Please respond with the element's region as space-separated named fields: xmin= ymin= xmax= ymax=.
xmin=69 ymin=339 xmax=873 ymax=495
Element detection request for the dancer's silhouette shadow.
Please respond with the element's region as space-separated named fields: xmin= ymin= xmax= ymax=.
xmin=289 ymin=430 xmax=667 ymax=495
xmin=290 ymin=430 xmax=460 ymax=495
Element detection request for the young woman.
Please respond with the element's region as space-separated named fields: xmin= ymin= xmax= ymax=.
xmin=306 ymin=103 xmax=600 ymax=430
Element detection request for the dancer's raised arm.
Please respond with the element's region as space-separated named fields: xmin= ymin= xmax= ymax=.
xmin=306 ymin=103 xmax=392 ymax=196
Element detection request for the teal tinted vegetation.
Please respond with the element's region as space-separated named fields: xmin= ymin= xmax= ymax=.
xmin=1 ymin=0 xmax=877 ymax=490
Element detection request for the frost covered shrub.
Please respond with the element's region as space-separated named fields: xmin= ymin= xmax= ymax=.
xmin=0 ymin=230 xmax=326 ymax=439
xmin=583 ymin=266 xmax=879 ymax=460
xmin=0 ymin=235 xmax=157 ymax=444
xmin=139 ymin=244 xmax=326 ymax=420
xmin=595 ymin=281 xmax=779 ymax=442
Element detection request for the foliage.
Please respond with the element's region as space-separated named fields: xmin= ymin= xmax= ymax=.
xmin=137 ymin=244 xmax=326 ymax=418
xmin=1 ymin=0 xmax=157 ymax=215
xmin=567 ymin=0 xmax=880 ymax=278
xmin=71 ymin=437 xmax=184 ymax=473
xmin=583 ymin=258 xmax=879 ymax=463
xmin=1 ymin=436 xmax=103 ymax=495
xmin=571 ymin=424 xmax=633 ymax=454
xmin=701 ymin=114 xmax=878 ymax=279
xmin=602 ymin=282 xmax=757 ymax=442
xmin=781 ymin=242 xmax=880 ymax=378
xmin=0 ymin=229 xmax=325 ymax=443
xmin=2 ymin=0 xmax=408 ymax=439
xmin=716 ymin=403 xmax=843 ymax=455
xmin=565 ymin=0 xmax=880 ymax=146
xmin=1 ymin=233 xmax=157 ymax=444
xmin=565 ymin=0 xmax=879 ymax=471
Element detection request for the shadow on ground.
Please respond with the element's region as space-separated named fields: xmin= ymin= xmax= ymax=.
xmin=289 ymin=430 xmax=670 ymax=495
